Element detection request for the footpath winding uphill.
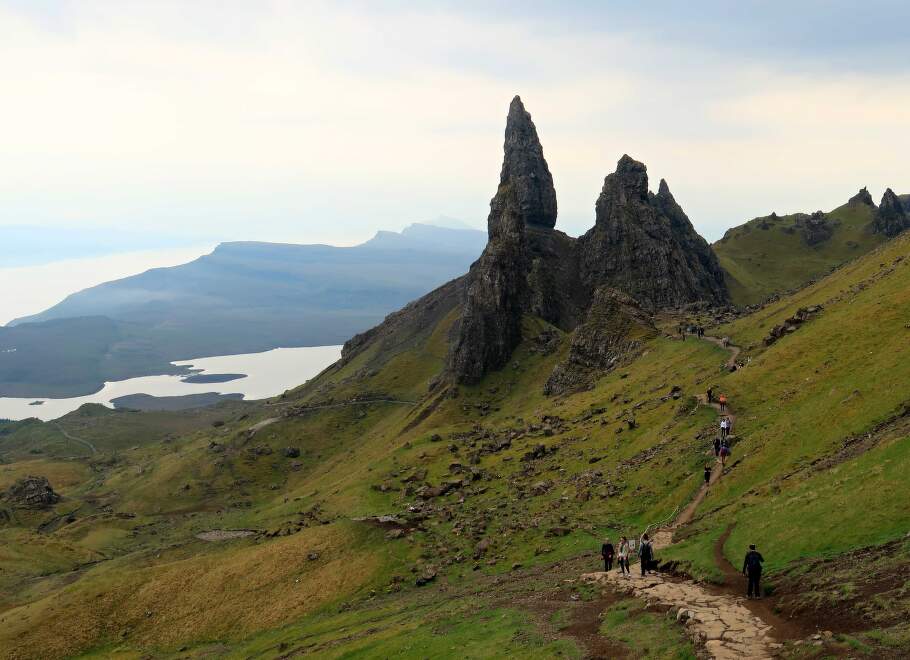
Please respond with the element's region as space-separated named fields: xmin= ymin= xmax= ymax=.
xmin=584 ymin=335 xmax=779 ymax=659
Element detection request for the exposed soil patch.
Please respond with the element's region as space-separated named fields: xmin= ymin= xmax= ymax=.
xmin=710 ymin=524 xmax=813 ymax=640
xmin=771 ymin=535 xmax=910 ymax=635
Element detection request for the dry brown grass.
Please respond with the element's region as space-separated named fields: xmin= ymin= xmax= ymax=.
xmin=0 ymin=522 xmax=380 ymax=659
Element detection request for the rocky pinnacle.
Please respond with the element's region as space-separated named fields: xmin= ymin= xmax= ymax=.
xmin=873 ymin=188 xmax=909 ymax=237
xmin=491 ymin=95 xmax=557 ymax=236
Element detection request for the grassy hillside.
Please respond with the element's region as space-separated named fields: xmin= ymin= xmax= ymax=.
xmin=1 ymin=233 xmax=909 ymax=657
xmin=714 ymin=199 xmax=884 ymax=306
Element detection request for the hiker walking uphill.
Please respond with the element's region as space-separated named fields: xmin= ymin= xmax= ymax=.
xmin=718 ymin=393 xmax=728 ymax=412
xmin=601 ymin=538 xmax=615 ymax=571
xmin=743 ymin=544 xmax=765 ymax=599
xmin=704 ymin=463 xmax=712 ymax=486
xmin=713 ymin=436 xmax=721 ymax=458
xmin=638 ymin=534 xmax=654 ymax=576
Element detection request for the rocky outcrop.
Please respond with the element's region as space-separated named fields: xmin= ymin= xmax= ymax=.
xmin=872 ymin=188 xmax=909 ymax=237
xmin=577 ymin=156 xmax=728 ymax=309
xmin=4 ymin=476 xmax=59 ymax=508
xmin=848 ymin=187 xmax=875 ymax=207
xmin=544 ymin=288 xmax=656 ymax=395
xmin=796 ymin=211 xmax=834 ymax=246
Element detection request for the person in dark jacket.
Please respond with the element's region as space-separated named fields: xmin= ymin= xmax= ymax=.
xmin=713 ymin=436 xmax=721 ymax=457
xmin=742 ymin=544 xmax=765 ymax=598
xmin=638 ymin=534 xmax=654 ymax=576
xmin=704 ymin=464 xmax=712 ymax=485
xmin=601 ymin=538 xmax=615 ymax=571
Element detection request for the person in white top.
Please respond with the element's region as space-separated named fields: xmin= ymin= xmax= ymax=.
xmin=617 ymin=536 xmax=630 ymax=575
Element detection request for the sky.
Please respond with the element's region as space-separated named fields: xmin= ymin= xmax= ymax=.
xmin=1 ymin=0 xmax=909 ymax=251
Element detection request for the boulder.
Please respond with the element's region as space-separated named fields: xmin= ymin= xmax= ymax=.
xmin=3 ymin=476 xmax=59 ymax=509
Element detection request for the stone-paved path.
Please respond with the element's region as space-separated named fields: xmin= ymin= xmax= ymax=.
xmin=581 ymin=570 xmax=779 ymax=659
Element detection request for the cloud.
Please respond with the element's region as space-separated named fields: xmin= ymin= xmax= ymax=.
xmin=0 ymin=1 xmax=907 ymax=244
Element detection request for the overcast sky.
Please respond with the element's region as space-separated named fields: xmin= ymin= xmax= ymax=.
xmin=2 ymin=0 xmax=909 ymax=247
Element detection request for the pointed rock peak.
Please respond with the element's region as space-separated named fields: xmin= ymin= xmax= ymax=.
xmin=872 ymin=187 xmax=909 ymax=237
xmin=497 ymin=95 xmax=557 ymax=231
xmin=602 ymin=154 xmax=649 ymax=203
xmin=848 ymin=186 xmax=874 ymax=206
xmin=508 ymin=94 xmax=526 ymax=116
xmin=657 ymin=178 xmax=673 ymax=200
xmin=881 ymin=187 xmax=902 ymax=207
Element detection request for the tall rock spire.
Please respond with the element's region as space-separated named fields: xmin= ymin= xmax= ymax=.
xmin=450 ymin=96 xmax=558 ymax=384
xmin=489 ymin=95 xmax=557 ymax=237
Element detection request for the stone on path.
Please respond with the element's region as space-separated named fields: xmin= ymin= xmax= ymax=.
xmin=582 ymin=570 xmax=775 ymax=660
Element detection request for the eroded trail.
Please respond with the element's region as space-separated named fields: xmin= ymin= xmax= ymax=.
xmin=586 ymin=334 xmax=779 ymax=659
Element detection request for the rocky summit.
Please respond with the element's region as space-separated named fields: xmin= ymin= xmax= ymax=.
xmin=873 ymin=188 xmax=910 ymax=237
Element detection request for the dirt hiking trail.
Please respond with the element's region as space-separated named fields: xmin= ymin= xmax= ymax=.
xmin=584 ymin=333 xmax=782 ymax=659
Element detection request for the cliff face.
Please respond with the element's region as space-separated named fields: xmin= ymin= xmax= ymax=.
xmin=577 ymin=156 xmax=728 ymax=310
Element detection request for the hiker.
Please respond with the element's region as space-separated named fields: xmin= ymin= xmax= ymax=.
xmin=704 ymin=463 xmax=712 ymax=485
xmin=742 ymin=544 xmax=765 ymax=599
xmin=601 ymin=538 xmax=615 ymax=572
xmin=706 ymin=387 xmax=714 ymax=404
xmin=718 ymin=393 xmax=727 ymax=412
xmin=713 ymin=436 xmax=721 ymax=457
xmin=722 ymin=336 xmax=730 ymax=348
xmin=720 ymin=440 xmax=731 ymax=466
xmin=617 ymin=537 xmax=630 ymax=575
xmin=638 ymin=534 xmax=654 ymax=576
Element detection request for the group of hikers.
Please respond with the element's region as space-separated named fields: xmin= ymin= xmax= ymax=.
xmin=600 ymin=534 xmax=655 ymax=577
xmin=678 ymin=324 xmax=706 ymax=340
xmin=599 ymin=537 xmax=765 ymax=599
xmin=597 ymin=385 xmax=766 ymax=599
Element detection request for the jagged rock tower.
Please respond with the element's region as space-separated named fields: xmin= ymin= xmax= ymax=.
xmin=873 ymin=188 xmax=910 ymax=237
xmin=578 ymin=155 xmax=728 ymax=308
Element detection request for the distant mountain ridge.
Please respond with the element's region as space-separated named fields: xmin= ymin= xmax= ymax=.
xmin=1 ymin=223 xmax=485 ymax=397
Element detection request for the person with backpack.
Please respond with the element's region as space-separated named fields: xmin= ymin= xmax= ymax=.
xmin=713 ymin=436 xmax=721 ymax=458
xmin=704 ymin=463 xmax=712 ymax=486
xmin=617 ymin=536 xmax=630 ymax=575
xmin=742 ymin=544 xmax=765 ymax=598
xmin=638 ymin=534 xmax=654 ymax=576
xmin=601 ymin=538 xmax=615 ymax=571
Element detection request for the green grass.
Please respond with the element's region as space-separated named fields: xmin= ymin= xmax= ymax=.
xmin=714 ymin=201 xmax=882 ymax=305
xmin=600 ymin=599 xmax=696 ymax=659
xmin=3 ymin=231 xmax=910 ymax=657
